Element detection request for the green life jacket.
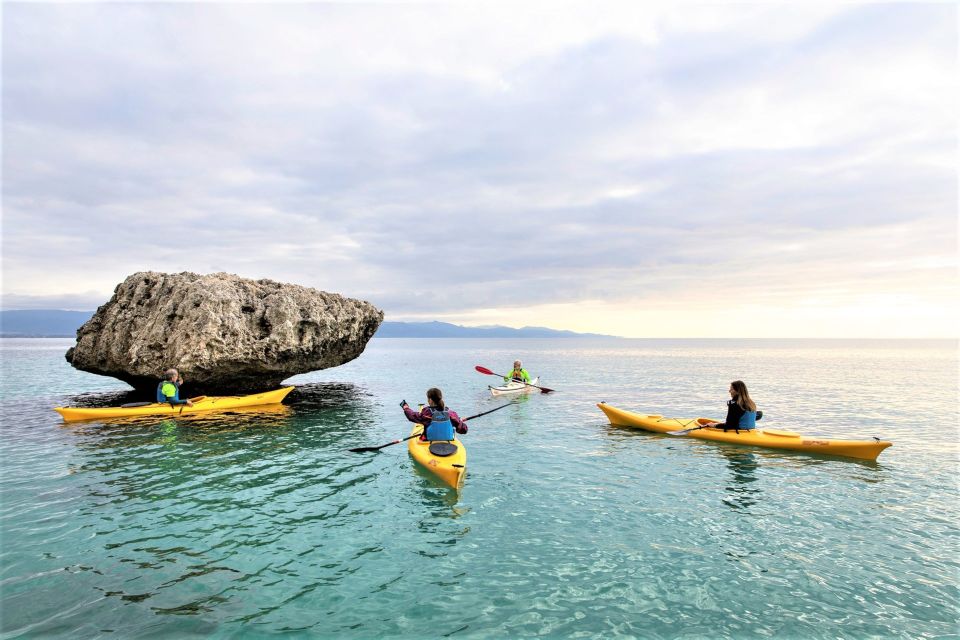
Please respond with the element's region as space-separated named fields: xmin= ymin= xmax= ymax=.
xmin=157 ymin=380 xmax=179 ymax=403
xmin=506 ymin=368 xmax=530 ymax=382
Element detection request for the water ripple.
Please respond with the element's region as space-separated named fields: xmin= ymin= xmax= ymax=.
xmin=1 ymin=339 xmax=957 ymax=637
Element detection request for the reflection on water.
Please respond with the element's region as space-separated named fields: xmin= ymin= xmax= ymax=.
xmin=37 ymin=380 xmax=393 ymax=632
xmin=720 ymin=449 xmax=760 ymax=512
xmin=62 ymin=381 xmax=383 ymax=527
xmin=410 ymin=463 xmax=463 ymax=503
xmin=287 ymin=381 xmax=375 ymax=410
xmin=65 ymin=403 xmax=294 ymax=434
xmin=67 ymin=383 xmax=377 ymax=454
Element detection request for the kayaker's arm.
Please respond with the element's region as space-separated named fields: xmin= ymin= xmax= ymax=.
xmin=715 ymin=401 xmax=744 ymax=430
xmin=401 ymin=404 xmax=467 ymax=433
xmin=402 ymin=405 xmax=431 ymax=425
xmin=448 ymin=409 xmax=468 ymax=434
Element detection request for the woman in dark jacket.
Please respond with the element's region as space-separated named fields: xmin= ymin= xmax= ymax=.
xmin=703 ymin=380 xmax=758 ymax=433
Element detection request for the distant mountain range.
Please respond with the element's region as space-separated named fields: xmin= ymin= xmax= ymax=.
xmin=374 ymin=321 xmax=613 ymax=338
xmin=0 ymin=310 xmax=615 ymax=339
xmin=0 ymin=310 xmax=96 ymax=337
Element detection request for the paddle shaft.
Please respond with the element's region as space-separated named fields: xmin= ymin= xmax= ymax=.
xmin=119 ymin=395 xmax=206 ymax=410
xmin=474 ymin=366 xmax=554 ymax=393
xmin=462 ymin=404 xmax=514 ymax=421
xmin=348 ymin=401 xmax=515 ymax=453
xmin=667 ymin=424 xmax=707 ymax=436
xmin=666 ymin=410 xmax=762 ymax=435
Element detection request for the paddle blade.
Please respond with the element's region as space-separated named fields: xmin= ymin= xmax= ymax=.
xmin=348 ymin=437 xmax=405 ymax=453
xmin=538 ymin=387 xmax=554 ymax=394
xmin=667 ymin=424 xmax=703 ymax=436
xmin=475 ymin=365 xmax=495 ymax=375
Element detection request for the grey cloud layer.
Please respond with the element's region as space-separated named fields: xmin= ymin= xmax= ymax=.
xmin=2 ymin=4 xmax=955 ymax=321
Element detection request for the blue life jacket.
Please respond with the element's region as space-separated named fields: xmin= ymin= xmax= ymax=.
xmin=424 ymin=408 xmax=455 ymax=441
xmin=738 ymin=410 xmax=757 ymax=430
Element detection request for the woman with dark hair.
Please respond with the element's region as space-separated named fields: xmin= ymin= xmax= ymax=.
xmin=703 ymin=380 xmax=758 ymax=433
xmin=401 ymin=387 xmax=468 ymax=441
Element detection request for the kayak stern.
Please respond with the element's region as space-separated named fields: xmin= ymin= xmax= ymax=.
xmin=407 ymin=425 xmax=467 ymax=489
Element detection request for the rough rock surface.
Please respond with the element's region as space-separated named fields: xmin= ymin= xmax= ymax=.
xmin=66 ymin=272 xmax=384 ymax=394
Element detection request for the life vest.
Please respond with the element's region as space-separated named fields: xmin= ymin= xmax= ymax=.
xmin=156 ymin=380 xmax=178 ymax=404
xmin=424 ymin=407 xmax=455 ymax=441
xmin=509 ymin=368 xmax=530 ymax=382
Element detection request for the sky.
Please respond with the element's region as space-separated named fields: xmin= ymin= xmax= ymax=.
xmin=1 ymin=2 xmax=957 ymax=338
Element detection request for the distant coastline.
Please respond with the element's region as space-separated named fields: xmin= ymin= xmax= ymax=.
xmin=0 ymin=310 xmax=94 ymax=337
xmin=0 ymin=310 xmax=617 ymax=339
xmin=4 ymin=310 xmax=951 ymax=342
xmin=373 ymin=321 xmax=614 ymax=339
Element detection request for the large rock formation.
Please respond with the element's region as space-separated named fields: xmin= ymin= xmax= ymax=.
xmin=65 ymin=272 xmax=384 ymax=394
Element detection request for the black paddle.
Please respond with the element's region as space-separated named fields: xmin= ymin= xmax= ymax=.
xmin=120 ymin=395 xmax=206 ymax=409
xmin=667 ymin=411 xmax=762 ymax=435
xmin=474 ymin=365 xmax=555 ymax=393
xmin=348 ymin=401 xmax=516 ymax=453
xmin=667 ymin=421 xmax=709 ymax=436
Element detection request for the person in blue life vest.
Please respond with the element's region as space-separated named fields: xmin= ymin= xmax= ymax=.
xmin=505 ymin=360 xmax=531 ymax=383
xmin=702 ymin=380 xmax=758 ymax=433
xmin=401 ymin=388 xmax=467 ymax=441
xmin=156 ymin=368 xmax=194 ymax=407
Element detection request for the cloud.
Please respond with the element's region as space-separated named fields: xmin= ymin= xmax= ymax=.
xmin=1 ymin=3 xmax=956 ymax=337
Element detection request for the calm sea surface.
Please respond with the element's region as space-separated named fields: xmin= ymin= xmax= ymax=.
xmin=1 ymin=338 xmax=957 ymax=638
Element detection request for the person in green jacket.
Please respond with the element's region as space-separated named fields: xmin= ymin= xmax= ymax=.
xmin=505 ymin=360 xmax=531 ymax=383
xmin=156 ymin=368 xmax=194 ymax=407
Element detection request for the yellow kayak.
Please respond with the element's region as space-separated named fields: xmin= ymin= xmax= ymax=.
xmin=54 ymin=387 xmax=295 ymax=422
xmin=407 ymin=424 xmax=467 ymax=489
xmin=597 ymin=402 xmax=892 ymax=461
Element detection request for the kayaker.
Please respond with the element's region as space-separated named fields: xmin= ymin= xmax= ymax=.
xmin=401 ymin=388 xmax=468 ymax=441
xmin=156 ymin=369 xmax=194 ymax=407
xmin=504 ymin=360 xmax=531 ymax=383
xmin=702 ymin=380 xmax=757 ymax=433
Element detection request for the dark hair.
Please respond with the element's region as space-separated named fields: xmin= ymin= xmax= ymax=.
xmin=730 ymin=380 xmax=756 ymax=412
xmin=426 ymin=387 xmax=445 ymax=410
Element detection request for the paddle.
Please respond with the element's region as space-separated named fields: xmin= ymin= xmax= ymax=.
xmin=474 ymin=366 xmax=555 ymax=393
xmin=667 ymin=411 xmax=762 ymax=435
xmin=348 ymin=401 xmax=516 ymax=453
xmin=667 ymin=421 xmax=710 ymax=436
xmin=119 ymin=395 xmax=206 ymax=409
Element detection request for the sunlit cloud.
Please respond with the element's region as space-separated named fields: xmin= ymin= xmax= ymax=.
xmin=2 ymin=3 xmax=956 ymax=337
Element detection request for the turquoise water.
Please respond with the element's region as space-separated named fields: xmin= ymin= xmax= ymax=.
xmin=1 ymin=337 xmax=957 ymax=638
